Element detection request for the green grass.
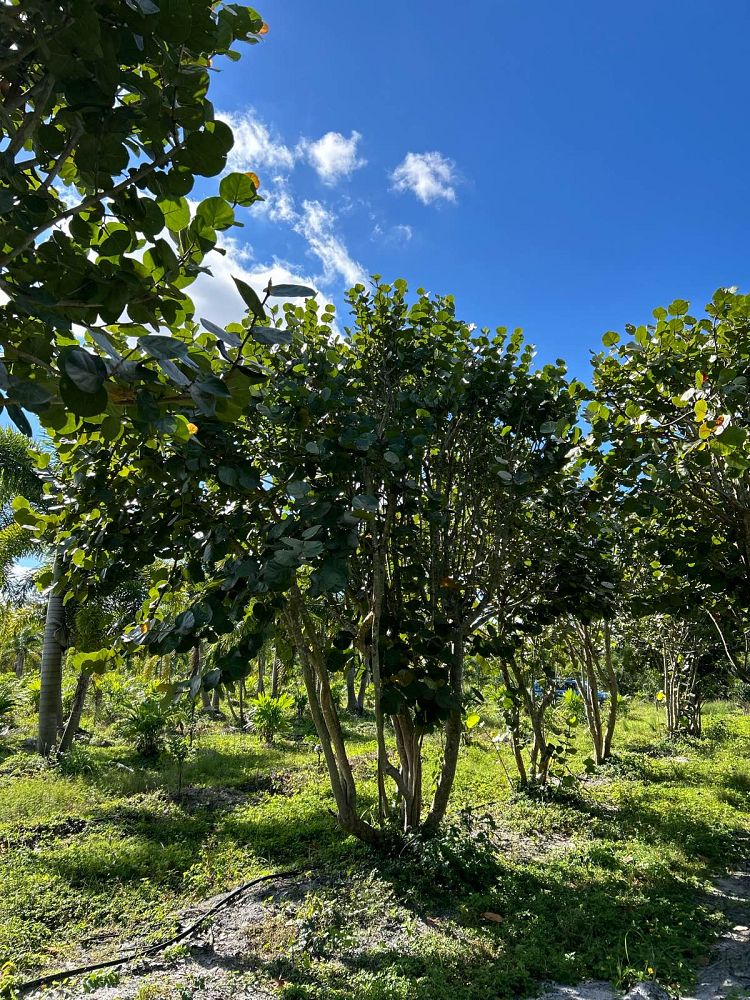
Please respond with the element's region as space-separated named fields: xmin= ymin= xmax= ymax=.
xmin=0 ymin=701 xmax=748 ymax=999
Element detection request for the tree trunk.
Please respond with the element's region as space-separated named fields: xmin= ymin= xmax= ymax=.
xmin=256 ymin=651 xmax=265 ymax=695
xmin=423 ymin=629 xmax=464 ymax=834
xmin=271 ymin=655 xmax=280 ymax=698
xmin=600 ymin=622 xmax=619 ymax=760
xmin=225 ymin=688 xmax=241 ymax=725
xmin=37 ymin=561 xmax=66 ymax=756
xmin=58 ymin=671 xmax=90 ymax=754
xmin=14 ymin=648 xmax=24 ymax=679
xmin=283 ymin=585 xmax=381 ymax=846
xmin=210 ymin=687 xmax=220 ymax=712
xmin=499 ymin=660 xmax=528 ymax=786
xmin=346 ymin=664 xmax=357 ymax=714
xmin=356 ymin=661 xmax=369 ymax=714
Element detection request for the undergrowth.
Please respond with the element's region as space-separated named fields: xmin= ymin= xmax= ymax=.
xmin=0 ymin=702 xmax=747 ymax=999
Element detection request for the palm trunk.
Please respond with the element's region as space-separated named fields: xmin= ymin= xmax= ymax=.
xmin=271 ymin=655 xmax=280 ymax=698
xmin=37 ymin=560 xmax=66 ymax=756
xmin=14 ymin=648 xmax=24 ymax=679
xmin=58 ymin=670 xmax=90 ymax=754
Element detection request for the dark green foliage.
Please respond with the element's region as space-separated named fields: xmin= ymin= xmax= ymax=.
xmin=120 ymin=696 xmax=173 ymax=759
xmin=0 ymin=0 xmax=268 ymax=430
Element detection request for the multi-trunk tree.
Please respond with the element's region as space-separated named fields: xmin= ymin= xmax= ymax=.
xmin=589 ymin=288 xmax=750 ymax=716
xmin=259 ymin=281 xmax=597 ymax=840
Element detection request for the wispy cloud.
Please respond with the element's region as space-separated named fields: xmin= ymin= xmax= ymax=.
xmin=219 ymin=110 xmax=298 ymax=172
xmin=295 ymin=200 xmax=367 ymax=288
xmin=372 ymin=222 xmax=414 ymax=245
xmin=390 ymin=151 xmax=458 ymax=204
xmin=301 ymin=130 xmax=366 ymax=185
xmin=261 ymin=175 xmax=297 ymax=223
xmin=218 ymin=110 xmax=365 ymax=189
xmin=212 ymin=109 xmax=367 ymax=299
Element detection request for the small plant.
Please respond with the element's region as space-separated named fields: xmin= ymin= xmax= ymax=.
xmin=51 ymin=744 xmax=96 ymax=776
xmin=250 ymin=691 xmax=294 ymax=744
xmin=287 ymin=890 xmax=357 ymax=958
xmin=0 ymin=684 xmax=17 ymax=726
xmin=162 ymin=942 xmax=191 ymax=962
xmin=82 ymin=969 xmax=121 ymax=992
xmin=120 ymin=696 xmax=173 ymax=759
xmin=165 ymin=725 xmax=193 ymax=796
xmin=560 ymin=686 xmax=585 ymax=721
xmin=0 ymin=960 xmax=19 ymax=1000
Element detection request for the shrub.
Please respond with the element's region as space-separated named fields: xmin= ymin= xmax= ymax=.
xmin=0 ymin=680 xmax=18 ymax=725
xmin=120 ymin=697 xmax=173 ymax=759
xmin=393 ymin=808 xmax=501 ymax=894
xmin=250 ymin=692 xmax=294 ymax=744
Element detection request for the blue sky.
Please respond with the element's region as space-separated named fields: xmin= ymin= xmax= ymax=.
xmin=184 ymin=0 xmax=750 ymax=379
xmin=4 ymin=1 xmax=749 ymax=546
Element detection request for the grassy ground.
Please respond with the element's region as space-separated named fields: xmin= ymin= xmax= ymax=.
xmin=0 ymin=700 xmax=748 ymax=999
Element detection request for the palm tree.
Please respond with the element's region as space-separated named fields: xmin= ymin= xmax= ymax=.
xmin=0 ymin=428 xmax=43 ymax=601
xmin=0 ymin=613 xmax=43 ymax=677
xmin=0 ymin=429 xmax=64 ymax=753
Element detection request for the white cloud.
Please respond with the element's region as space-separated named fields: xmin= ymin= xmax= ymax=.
xmin=210 ymin=109 xmax=367 ymax=297
xmin=392 ymin=224 xmax=413 ymax=242
xmin=390 ymin=151 xmax=458 ymax=205
xmin=301 ymin=131 xmax=366 ymax=185
xmin=219 ymin=110 xmax=299 ymax=172
xmin=189 ymin=238 xmax=327 ymax=333
xmin=294 ymin=200 xmax=367 ymax=289
xmin=264 ymin=176 xmax=297 ymax=223
xmin=372 ymin=222 xmax=413 ymax=244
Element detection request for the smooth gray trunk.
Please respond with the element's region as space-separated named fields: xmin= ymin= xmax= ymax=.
xmin=58 ymin=671 xmax=91 ymax=754
xmin=37 ymin=561 xmax=66 ymax=755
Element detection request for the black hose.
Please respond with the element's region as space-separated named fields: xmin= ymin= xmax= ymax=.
xmin=17 ymin=868 xmax=304 ymax=995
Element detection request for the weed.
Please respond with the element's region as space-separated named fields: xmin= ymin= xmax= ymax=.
xmin=82 ymin=968 xmax=121 ymax=991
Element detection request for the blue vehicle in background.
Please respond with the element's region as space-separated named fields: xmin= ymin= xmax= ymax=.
xmin=533 ymin=677 xmax=607 ymax=704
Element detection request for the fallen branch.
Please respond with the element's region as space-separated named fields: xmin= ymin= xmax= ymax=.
xmin=17 ymin=868 xmax=304 ymax=995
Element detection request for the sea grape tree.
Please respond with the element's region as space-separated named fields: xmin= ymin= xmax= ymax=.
xmin=262 ymin=281 xmax=591 ymax=840
xmin=589 ymin=288 xmax=750 ymax=691
xmin=0 ymin=0 xmax=268 ymax=433
xmin=590 ymin=288 xmax=750 ymax=612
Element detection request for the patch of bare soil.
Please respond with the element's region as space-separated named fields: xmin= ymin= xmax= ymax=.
xmin=683 ymin=867 xmax=750 ymax=1000
xmin=24 ymin=862 xmax=750 ymax=1000
xmin=24 ymin=874 xmax=306 ymax=999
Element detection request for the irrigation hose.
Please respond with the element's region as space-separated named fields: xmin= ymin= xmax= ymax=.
xmin=16 ymin=868 xmax=305 ymax=995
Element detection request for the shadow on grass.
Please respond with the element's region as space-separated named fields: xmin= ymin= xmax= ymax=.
xmin=257 ymin=856 xmax=717 ymax=1000
xmin=525 ymin=780 xmax=745 ymax=866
